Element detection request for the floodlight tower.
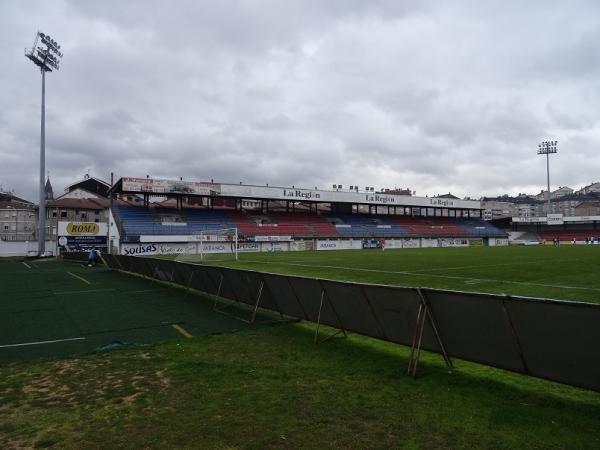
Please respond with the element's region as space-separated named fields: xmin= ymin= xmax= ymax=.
xmin=25 ymin=31 xmax=63 ymax=256
xmin=537 ymin=140 xmax=558 ymax=216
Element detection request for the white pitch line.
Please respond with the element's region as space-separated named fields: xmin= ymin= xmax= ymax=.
xmin=22 ymin=261 xmax=32 ymax=269
xmin=0 ymin=337 xmax=85 ymax=348
xmin=408 ymin=257 xmax=584 ymax=274
xmin=54 ymin=288 xmax=115 ymax=295
xmin=241 ymin=260 xmax=600 ymax=293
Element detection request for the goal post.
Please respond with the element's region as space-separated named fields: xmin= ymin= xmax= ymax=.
xmin=199 ymin=227 xmax=238 ymax=262
xmin=175 ymin=227 xmax=239 ymax=264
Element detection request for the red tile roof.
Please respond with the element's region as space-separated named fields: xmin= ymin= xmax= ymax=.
xmin=47 ymin=198 xmax=130 ymax=209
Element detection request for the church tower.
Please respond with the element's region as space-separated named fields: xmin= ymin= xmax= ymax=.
xmin=45 ymin=176 xmax=54 ymax=201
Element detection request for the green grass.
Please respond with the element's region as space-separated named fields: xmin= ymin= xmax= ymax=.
xmin=0 ymin=259 xmax=274 ymax=364
xmin=194 ymin=245 xmax=600 ymax=303
xmin=1 ymin=322 xmax=600 ymax=449
xmin=2 ymin=249 xmax=600 ymax=448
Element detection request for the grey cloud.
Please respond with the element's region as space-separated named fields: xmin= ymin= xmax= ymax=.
xmin=3 ymin=1 xmax=600 ymax=202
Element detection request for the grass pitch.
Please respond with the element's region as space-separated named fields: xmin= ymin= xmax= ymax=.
xmin=2 ymin=321 xmax=600 ymax=449
xmin=197 ymin=245 xmax=600 ymax=304
xmin=2 ymin=249 xmax=600 ymax=449
xmin=0 ymin=259 xmax=275 ymax=364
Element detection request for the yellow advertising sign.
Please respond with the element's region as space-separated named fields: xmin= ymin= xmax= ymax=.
xmin=66 ymin=223 xmax=99 ymax=236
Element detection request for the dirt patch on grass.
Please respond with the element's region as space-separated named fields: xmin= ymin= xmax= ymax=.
xmin=3 ymin=351 xmax=172 ymax=410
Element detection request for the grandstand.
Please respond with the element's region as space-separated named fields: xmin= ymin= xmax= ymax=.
xmin=511 ymin=216 xmax=600 ymax=244
xmin=106 ymin=177 xmax=508 ymax=255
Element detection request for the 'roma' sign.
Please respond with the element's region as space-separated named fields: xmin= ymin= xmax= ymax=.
xmin=67 ymin=223 xmax=99 ymax=235
xmin=58 ymin=222 xmax=107 ymax=236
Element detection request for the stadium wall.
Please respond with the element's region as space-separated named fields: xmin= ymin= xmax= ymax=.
xmin=0 ymin=240 xmax=56 ymax=257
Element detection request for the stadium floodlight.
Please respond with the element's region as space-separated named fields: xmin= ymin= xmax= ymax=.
xmin=537 ymin=140 xmax=558 ymax=217
xmin=25 ymin=31 xmax=63 ymax=256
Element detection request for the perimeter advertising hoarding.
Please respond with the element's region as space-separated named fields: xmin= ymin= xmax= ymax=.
xmin=254 ymin=235 xmax=292 ymax=242
xmin=216 ymin=183 xmax=481 ymax=209
xmin=122 ymin=177 xmax=221 ymax=196
xmin=119 ymin=177 xmax=480 ymax=209
xmin=317 ymin=240 xmax=362 ymax=250
xmin=121 ymin=242 xmax=256 ymax=255
xmin=547 ymin=214 xmax=564 ymax=225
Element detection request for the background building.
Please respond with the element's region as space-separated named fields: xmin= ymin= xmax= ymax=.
xmin=0 ymin=191 xmax=37 ymax=241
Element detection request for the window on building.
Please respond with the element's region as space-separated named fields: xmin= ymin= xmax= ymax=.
xmin=81 ymin=213 xmax=87 ymax=220
xmin=61 ymin=211 xmax=67 ymax=218
xmin=3 ymin=225 xmax=8 ymax=230
xmin=52 ymin=211 xmax=57 ymax=218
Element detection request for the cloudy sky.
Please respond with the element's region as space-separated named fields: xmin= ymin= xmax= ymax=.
xmin=2 ymin=1 xmax=600 ymax=202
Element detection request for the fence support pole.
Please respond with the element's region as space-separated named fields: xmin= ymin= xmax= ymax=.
xmin=314 ymin=288 xmax=347 ymax=344
xmin=408 ymin=289 xmax=453 ymax=377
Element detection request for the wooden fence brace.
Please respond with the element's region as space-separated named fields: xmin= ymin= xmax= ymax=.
xmin=248 ymin=280 xmax=265 ymax=324
xmin=212 ymin=273 xmax=225 ymax=310
xmin=418 ymin=289 xmax=453 ymax=371
xmin=407 ymin=288 xmax=453 ymax=377
xmin=314 ymin=288 xmax=347 ymax=344
xmin=185 ymin=270 xmax=195 ymax=297
xmin=407 ymin=303 xmax=426 ymax=377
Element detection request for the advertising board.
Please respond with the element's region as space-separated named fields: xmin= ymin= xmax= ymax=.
xmin=547 ymin=214 xmax=564 ymax=225
xmin=401 ymin=238 xmax=421 ymax=248
xmin=290 ymin=241 xmax=308 ymax=251
xmin=421 ymin=238 xmax=439 ymax=248
xmin=254 ymin=235 xmax=292 ymax=242
xmin=261 ymin=242 xmax=289 ymax=252
xmin=59 ymin=235 xmax=107 ymax=252
xmin=58 ymin=222 xmax=107 ymax=236
xmin=122 ymin=177 xmax=220 ymax=196
xmin=316 ymin=240 xmax=361 ymax=251
xmin=58 ymin=222 xmax=108 ymax=252
xmin=121 ymin=243 xmax=196 ymax=256
xmin=362 ymin=239 xmax=384 ymax=249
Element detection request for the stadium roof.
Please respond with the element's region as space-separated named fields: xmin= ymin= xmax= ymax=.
xmin=109 ymin=176 xmax=482 ymax=210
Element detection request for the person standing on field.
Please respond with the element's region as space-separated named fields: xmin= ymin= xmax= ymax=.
xmin=87 ymin=247 xmax=98 ymax=267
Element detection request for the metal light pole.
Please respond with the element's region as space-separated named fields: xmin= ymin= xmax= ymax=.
xmin=25 ymin=31 xmax=63 ymax=256
xmin=537 ymin=140 xmax=558 ymax=216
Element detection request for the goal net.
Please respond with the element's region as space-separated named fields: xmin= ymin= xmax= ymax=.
xmin=174 ymin=227 xmax=238 ymax=264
